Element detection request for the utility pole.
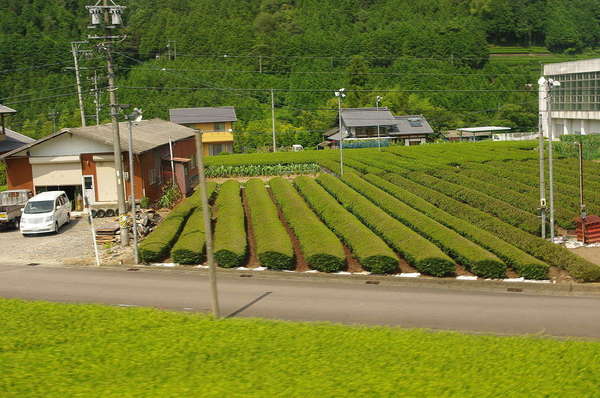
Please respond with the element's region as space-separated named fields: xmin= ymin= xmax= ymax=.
xmin=376 ymin=96 xmax=382 ymax=151
xmin=335 ymin=88 xmax=346 ymax=176
xmin=259 ymin=55 xmax=263 ymax=74
xmin=127 ymin=108 xmax=142 ymax=264
xmin=71 ymin=41 xmax=88 ymax=127
xmin=194 ymin=130 xmax=221 ymax=319
xmin=537 ymin=111 xmax=546 ymax=238
xmin=271 ymin=88 xmax=277 ymax=152
xmin=48 ymin=110 xmax=59 ymax=133
xmin=91 ymin=70 xmax=101 ymax=126
xmin=87 ymin=0 xmax=129 ymax=247
xmin=578 ymin=140 xmax=586 ymax=218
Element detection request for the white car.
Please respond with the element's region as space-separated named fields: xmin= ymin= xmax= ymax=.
xmin=20 ymin=191 xmax=71 ymax=235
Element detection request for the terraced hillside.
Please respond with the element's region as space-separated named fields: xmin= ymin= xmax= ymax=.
xmin=140 ymin=141 xmax=600 ymax=282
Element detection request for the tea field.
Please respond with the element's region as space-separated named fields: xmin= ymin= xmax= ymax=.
xmin=140 ymin=141 xmax=600 ymax=282
xmin=1 ymin=299 xmax=599 ymax=397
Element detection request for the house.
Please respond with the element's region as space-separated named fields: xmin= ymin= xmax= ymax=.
xmin=169 ymin=106 xmax=236 ymax=155
xmin=0 ymin=104 xmax=34 ymax=154
xmin=540 ymin=58 xmax=600 ymax=138
xmin=444 ymin=126 xmax=511 ymax=142
xmin=325 ymin=108 xmax=434 ymax=148
xmin=0 ymin=119 xmax=200 ymax=211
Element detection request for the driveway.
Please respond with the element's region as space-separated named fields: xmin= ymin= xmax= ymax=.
xmin=0 ymin=217 xmax=96 ymax=265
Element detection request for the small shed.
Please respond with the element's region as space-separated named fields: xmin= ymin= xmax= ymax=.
xmin=574 ymin=215 xmax=600 ymax=244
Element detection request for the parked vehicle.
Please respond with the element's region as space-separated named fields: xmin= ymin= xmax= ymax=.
xmin=0 ymin=190 xmax=32 ymax=230
xmin=20 ymin=191 xmax=71 ymax=235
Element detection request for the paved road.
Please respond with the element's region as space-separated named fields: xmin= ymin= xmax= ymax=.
xmin=1 ymin=264 xmax=599 ymax=338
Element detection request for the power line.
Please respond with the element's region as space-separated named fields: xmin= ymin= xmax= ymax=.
xmin=0 ymin=61 xmax=75 ymax=74
xmin=0 ymin=84 xmax=80 ymax=101
xmin=4 ymin=91 xmax=84 ymax=105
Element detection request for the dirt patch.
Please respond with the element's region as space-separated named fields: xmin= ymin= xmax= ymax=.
xmin=548 ymin=266 xmax=574 ymax=283
xmin=241 ymin=188 xmax=260 ymax=268
xmin=455 ymin=264 xmax=475 ymax=277
xmin=569 ymin=246 xmax=600 ymax=266
xmin=396 ymin=255 xmax=417 ymax=274
xmin=344 ymin=246 xmax=363 ymax=273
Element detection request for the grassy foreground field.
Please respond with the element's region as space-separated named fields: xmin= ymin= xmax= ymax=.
xmin=1 ymin=299 xmax=599 ymax=397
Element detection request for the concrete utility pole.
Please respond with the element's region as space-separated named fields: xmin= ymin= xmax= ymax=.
xmin=87 ymin=0 xmax=129 ymax=247
xmin=194 ymin=130 xmax=221 ymax=319
xmin=48 ymin=111 xmax=59 ymax=133
xmin=376 ymin=96 xmax=382 ymax=151
xmin=91 ymin=70 xmax=101 ymax=126
xmin=71 ymin=41 xmax=88 ymax=127
xmin=271 ymin=88 xmax=277 ymax=152
xmin=335 ymin=88 xmax=346 ymax=176
xmin=537 ymin=111 xmax=546 ymax=239
xmin=127 ymin=108 xmax=142 ymax=264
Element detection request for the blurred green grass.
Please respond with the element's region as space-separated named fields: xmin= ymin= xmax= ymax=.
xmin=1 ymin=299 xmax=599 ymax=397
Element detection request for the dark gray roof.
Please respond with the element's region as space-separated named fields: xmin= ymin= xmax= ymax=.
xmin=169 ymin=106 xmax=237 ymax=124
xmin=0 ymin=104 xmax=17 ymax=114
xmin=0 ymin=128 xmax=35 ymax=153
xmin=1 ymin=119 xmax=196 ymax=159
xmin=392 ymin=115 xmax=434 ymax=135
xmin=341 ymin=107 xmax=396 ymax=127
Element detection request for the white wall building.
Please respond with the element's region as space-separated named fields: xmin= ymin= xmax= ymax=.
xmin=540 ymin=58 xmax=600 ymax=138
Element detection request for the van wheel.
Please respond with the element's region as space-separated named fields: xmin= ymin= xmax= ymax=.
xmin=66 ymin=213 xmax=71 ymax=225
xmin=55 ymin=222 xmax=60 ymax=234
xmin=14 ymin=218 xmax=20 ymax=230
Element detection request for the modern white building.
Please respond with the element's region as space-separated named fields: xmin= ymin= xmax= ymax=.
xmin=540 ymin=58 xmax=600 ymax=138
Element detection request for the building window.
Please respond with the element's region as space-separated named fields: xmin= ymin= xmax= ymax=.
xmin=149 ymin=168 xmax=159 ymax=185
xmin=209 ymin=142 xmax=233 ymax=156
xmin=549 ymin=71 xmax=600 ymax=112
xmin=214 ymin=122 xmax=226 ymax=132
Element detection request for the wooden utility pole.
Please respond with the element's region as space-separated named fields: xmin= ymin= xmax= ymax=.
xmin=71 ymin=41 xmax=87 ymax=127
xmin=195 ymin=130 xmax=221 ymax=319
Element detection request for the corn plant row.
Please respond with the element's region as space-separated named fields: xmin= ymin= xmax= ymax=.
xmin=364 ymin=174 xmax=548 ymax=279
xmin=405 ymin=172 xmax=541 ymax=235
xmin=270 ymin=177 xmax=346 ymax=272
xmin=314 ymin=174 xmax=455 ymax=276
xmin=339 ymin=173 xmax=507 ymax=278
xmin=139 ymin=183 xmax=217 ymax=263
xmin=294 ymin=176 xmax=400 ymax=274
xmin=213 ymin=181 xmax=247 ymax=268
xmin=206 ymin=163 xmax=320 ymax=178
xmin=245 ymin=179 xmax=295 ymax=270
xmin=385 ymin=173 xmax=600 ymax=282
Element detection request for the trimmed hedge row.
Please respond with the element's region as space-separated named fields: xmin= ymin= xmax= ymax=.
xmin=171 ymin=207 xmax=208 ymax=264
xmin=364 ymin=174 xmax=549 ymax=279
xmin=270 ymin=177 xmax=346 ymax=272
xmin=294 ymin=176 xmax=399 ymax=274
xmin=339 ymin=173 xmax=507 ymax=279
xmin=245 ymin=179 xmax=295 ymax=270
xmin=385 ymin=173 xmax=600 ymax=282
xmin=405 ymin=172 xmax=540 ymax=235
xmin=139 ymin=183 xmax=216 ymax=263
xmin=213 ymin=180 xmax=247 ymax=268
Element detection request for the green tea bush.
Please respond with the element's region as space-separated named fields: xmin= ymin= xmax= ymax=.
xmin=245 ymin=179 xmax=295 ymax=270
xmin=270 ymin=177 xmax=345 ymax=272
xmin=171 ymin=207 xmax=208 ymax=264
xmin=340 ymin=173 xmax=507 ymax=279
xmin=139 ymin=183 xmax=216 ymax=263
xmin=213 ymin=180 xmax=247 ymax=268
xmin=384 ymin=174 xmax=600 ymax=281
xmin=364 ymin=174 xmax=548 ymax=279
xmin=314 ymin=174 xmax=456 ymax=276
xmin=293 ymin=177 xmax=399 ymax=275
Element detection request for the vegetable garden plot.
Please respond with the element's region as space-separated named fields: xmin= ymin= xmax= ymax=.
xmin=213 ymin=181 xmax=247 ymax=268
xmin=270 ymin=177 xmax=346 ymax=272
xmin=363 ymin=174 xmax=547 ymax=278
xmin=338 ymin=173 xmax=507 ymax=278
xmin=294 ymin=176 xmax=400 ymax=274
xmin=245 ymin=179 xmax=295 ymax=270
xmin=139 ymin=183 xmax=217 ymax=263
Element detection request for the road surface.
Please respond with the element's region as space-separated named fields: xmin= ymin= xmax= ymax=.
xmin=1 ymin=264 xmax=599 ymax=338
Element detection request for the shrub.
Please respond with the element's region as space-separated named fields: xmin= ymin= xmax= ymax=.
xmin=339 ymin=173 xmax=506 ymax=279
xmin=139 ymin=183 xmax=216 ymax=264
xmin=270 ymin=177 xmax=345 ymax=272
xmin=245 ymin=179 xmax=295 ymax=270
xmin=213 ymin=181 xmax=247 ymax=268
xmin=171 ymin=208 xmax=207 ymax=265
xmin=294 ymin=177 xmax=402 ymax=275
xmin=313 ymin=174 xmax=456 ymax=276
xmin=364 ymin=174 xmax=547 ymax=279
xmin=157 ymin=184 xmax=183 ymax=209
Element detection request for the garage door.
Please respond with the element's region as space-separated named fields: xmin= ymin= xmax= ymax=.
xmin=96 ymin=162 xmax=118 ymax=202
xmin=31 ymin=158 xmax=82 ymax=186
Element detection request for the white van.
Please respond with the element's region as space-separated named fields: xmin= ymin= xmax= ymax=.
xmin=20 ymin=191 xmax=71 ymax=235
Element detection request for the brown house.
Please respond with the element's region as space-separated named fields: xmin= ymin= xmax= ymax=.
xmin=0 ymin=119 xmax=199 ymax=210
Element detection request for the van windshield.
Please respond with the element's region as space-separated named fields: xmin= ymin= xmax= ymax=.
xmin=24 ymin=200 xmax=54 ymax=214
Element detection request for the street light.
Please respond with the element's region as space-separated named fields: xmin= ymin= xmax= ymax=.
xmin=126 ymin=107 xmax=142 ymax=264
xmin=335 ymin=88 xmax=346 ymax=176
xmin=376 ymin=96 xmax=383 ymax=151
xmin=538 ymin=76 xmax=561 ymax=241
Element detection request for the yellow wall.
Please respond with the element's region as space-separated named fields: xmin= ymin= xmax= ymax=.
xmin=191 ymin=122 xmax=234 ymax=156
